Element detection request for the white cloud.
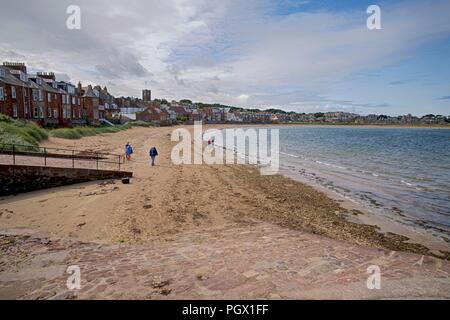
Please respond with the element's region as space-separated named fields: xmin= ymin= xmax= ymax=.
xmin=0 ymin=0 xmax=449 ymax=114
xmin=237 ymin=94 xmax=250 ymax=104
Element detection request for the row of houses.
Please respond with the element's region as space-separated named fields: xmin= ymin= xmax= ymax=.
xmin=137 ymin=101 xmax=450 ymax=126
xmin=2 ymin=61 xmax=447 ymax=127
xmin=135 ymin=101 xmax=279 ymax=126
xmin=0 ymin=62 xmax=120 ymax=126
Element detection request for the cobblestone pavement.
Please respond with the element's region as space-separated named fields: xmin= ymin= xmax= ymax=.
xmin=1 ymin=222 xmax=449 ymax=300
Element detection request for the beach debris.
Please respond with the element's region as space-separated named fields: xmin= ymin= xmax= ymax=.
xmin=122 ymin=178 xmax=130 ymax=184
xmin=79 ymin=187 xmax=119 ymax=197
xmin=160 ymin=289 xmax=171 ymax=296
xmin=351 ymin=209 xmax=364 ymax=216
xmin=143 ymin=204 xmax=153 ymax=209
xmin=99 ymin=180 xmax=116 ymax=186
xmin=152 ymin=279 xmax=171 ymax=289
xmin=196 ymin=274 xmax=209 ymax=281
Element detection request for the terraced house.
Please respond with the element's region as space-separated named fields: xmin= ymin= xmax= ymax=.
xmin=0 ymin=62 xmax=36 ymax=120
xmin=79 ymin=84 xmax=100 ymax=125
xmin=0 ymin=61 xmax=106 ymax=126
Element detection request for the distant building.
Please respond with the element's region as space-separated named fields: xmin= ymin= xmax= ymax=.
xmin=136 ymin=102 xmax=170 ymax=126
xmin=142 ymin=89 xmax=152 ymax=103
xmin=80 ymin=84 xmax=100 ymax=125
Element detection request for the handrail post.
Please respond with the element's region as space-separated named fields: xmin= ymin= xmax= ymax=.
xmin=72 ymin=150 xmax=75 ymax=168
xmin=118 ymin=155 xmax=121 ymax=171
xmin=97 ymin=153 xmax=99 ymax=170
xmin=44 ymin=148 xmax=47 ymax=166
xmin=12 ymin=144 xmax=16 ymax=166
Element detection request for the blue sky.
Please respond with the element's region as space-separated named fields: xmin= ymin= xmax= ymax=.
xmin=0 ymin=0 xmax=449 ymax=116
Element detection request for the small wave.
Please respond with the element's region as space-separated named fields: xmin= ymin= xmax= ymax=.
xmin=280 ymin=152 xmax=300 ymax=158
xmin=315 ymin=160 xmax=346 ymax=170
xmin=400 ymin=180 xmax=414 ymax=187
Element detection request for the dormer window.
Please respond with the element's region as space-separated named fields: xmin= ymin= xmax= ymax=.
xmin=19 ymin=72 xmax=28 ymax=82
xmin=52 ymin=82 xmax=58 ymax=89
xmin=0 ymin=69 xmax=5 ymax=78
xmin=37 ymin=78 xmax=43 ymax=86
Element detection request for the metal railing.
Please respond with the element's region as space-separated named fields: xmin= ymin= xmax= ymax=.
xmin=0 ymin=143 xmax=124 ymax=171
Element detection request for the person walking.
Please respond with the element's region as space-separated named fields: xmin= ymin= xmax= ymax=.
xmin=125 ymin=143 xmax=133 ymax=161
xmin=149 ymin=146 xmax=158 ymax=166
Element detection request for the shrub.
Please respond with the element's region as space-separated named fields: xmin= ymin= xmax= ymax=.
xmin=47 ymin=121 xmax=154 ymax=140
xmin=49 ymin=128 xmax=82 ymax=139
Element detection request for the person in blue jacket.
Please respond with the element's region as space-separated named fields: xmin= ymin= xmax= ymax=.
xmin=149 ymin=146 xmax=158 ymax=166
xmin=125 ymin=143 xmax=133 ymax=161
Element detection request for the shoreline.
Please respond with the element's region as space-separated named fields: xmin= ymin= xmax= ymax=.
xmin=203 ymin=124 xmax=450 ymax=258
xmin=278 ymin=166 xmax=450 ymax=254
xmin=210 ymin=123 xmax=450 ymax=129
xmin=0 ymin=125 xmax=448 ymax=261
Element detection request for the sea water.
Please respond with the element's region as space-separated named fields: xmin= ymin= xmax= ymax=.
xmin=276 ymin=126 xmax=450 ymax=238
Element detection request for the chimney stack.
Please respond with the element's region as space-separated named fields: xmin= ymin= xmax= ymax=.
xmin=36 ymin=71 xmax=55 ymax=81
xmin=2 ymin=62 xmax=27 ymax=74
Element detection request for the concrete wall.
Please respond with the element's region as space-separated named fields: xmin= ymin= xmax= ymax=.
xmin=0 ymin=165 xmax=132 ymax=196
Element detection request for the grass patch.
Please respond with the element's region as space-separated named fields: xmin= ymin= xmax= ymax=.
xmin=0 ymin=114 xmax=153 ymax=151
xmin=49 ymin=121 xmax=153 ymax=140
xmin=0 ymin=115 xmax=48 ymax=151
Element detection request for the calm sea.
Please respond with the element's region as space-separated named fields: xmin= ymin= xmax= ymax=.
xmin=276 ymin=126 xmax=450 ymax=237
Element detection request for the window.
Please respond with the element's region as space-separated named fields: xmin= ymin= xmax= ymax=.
xmin=33 ymin=89 xmax=38 ymax=101
xmin=0 ymin=87 xmax=4 ymax=100
xmin=53 ymin=109 xmax=58 ymax=118
xmin=47 ymin=93 xmax=51 ymax=102
xmin=12 ymin=86 xmax=16 ymax=99
xmin=48 ymin=108 xmax=52 ymax=118
xmin=0 ymin=69 xmax=5 ymax=78
xmin=13 ymin=105 xmax=18 ymax=117
xmin=72 ymin=97 xmax=76 ymax=104
xmin=33 ymin=106 xmax=39 ymax=118
xmin=39 ymin=90 xmax=43 ymax=101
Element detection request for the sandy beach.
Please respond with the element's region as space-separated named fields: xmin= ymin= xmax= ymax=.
xmin=1 ymin=125 xmax=450 ymax=299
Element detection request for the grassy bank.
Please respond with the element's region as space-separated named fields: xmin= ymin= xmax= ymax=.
xmin=0 ymin=115 xmax=153 ymax=150
xmin=48 ymin=121 xmax=153 ymax=139
xmin=0 ymin=115 xmax=48 ymax=150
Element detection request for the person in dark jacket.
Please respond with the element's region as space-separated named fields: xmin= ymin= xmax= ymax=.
xmin=149 ymin=147 xmax=158 ymax=166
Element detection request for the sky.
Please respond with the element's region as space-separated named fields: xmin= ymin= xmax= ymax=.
xmin=0 ymin=0 xmax=449 ymax=116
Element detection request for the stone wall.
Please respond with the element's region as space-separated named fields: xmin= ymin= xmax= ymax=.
xmin=0 ymin=165 xmax=132 ymax=196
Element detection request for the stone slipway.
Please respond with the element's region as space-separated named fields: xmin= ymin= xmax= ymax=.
xmin=1 ymin=221 xmax=449 ymax=300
